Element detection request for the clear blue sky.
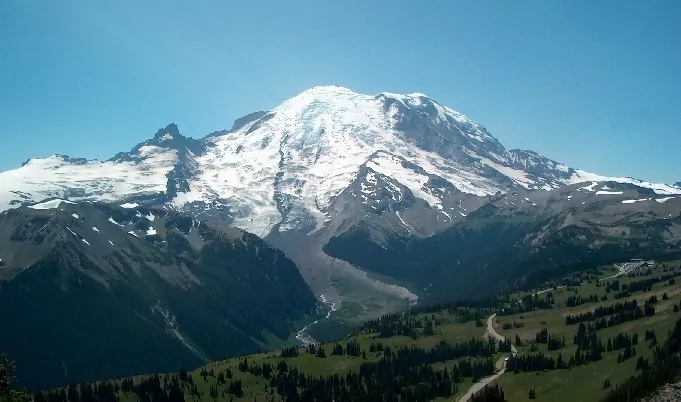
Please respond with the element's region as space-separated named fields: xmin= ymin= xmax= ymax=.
xmin=1 ymin=0 xmax=679 ymax=182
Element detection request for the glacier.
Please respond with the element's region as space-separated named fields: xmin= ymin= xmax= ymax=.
xmin=0 ymin=85 xmax=679 ymax=239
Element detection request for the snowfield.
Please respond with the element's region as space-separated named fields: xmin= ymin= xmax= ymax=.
xmin=0 ymin=149 xmax=176 ymax=212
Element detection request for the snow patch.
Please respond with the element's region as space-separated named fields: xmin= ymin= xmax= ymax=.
xmin=127 ymin=230 xmax=138 ymax=238
xmin=360 ymin=182 xmax=373 ymax=196
xmin=81 ymin=239 xmax=90 ymax=246
xmin=468 ymin=152 xmax=534 ymax=188
xmin=366 ymin=172 xmax=377 ymax=185
xmin=71 ymin=213 xmax=80 ymax=219
xmin=581 ymin=182 xmax=598 ymax=192
xmin=120 ymin=203 xmax=139 ymax=209
xmin=92 ymin=226 xmax=100 ymax=232
xmin=28 ymin=199 xmax=76 ymax=209
xmin=108 ymin=217 xmax=123 ymax=227
xmin=367 ymin=153 xmax=441 ymax=209
xmin=569 ymin=171 xmax=681 ymax=195
xmin=596 ymin=191 xmax=624 ymax=195
xmin=146 ymin=227 xmax=157 ymax=236
xmin=656 ymin=197 xmax=676 ymax=204
xmin=395 ymin=211 xmax=414 ymax=232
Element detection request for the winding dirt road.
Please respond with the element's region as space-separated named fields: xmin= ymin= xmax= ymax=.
xmin=458 ymin=314 xmax=517 ymax=402
xmin=484 ymin=313 xmax=518 ymax=356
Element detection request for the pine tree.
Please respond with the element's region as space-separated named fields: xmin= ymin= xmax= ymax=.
xmin=424 ymin=320 xmax=435 ymax=336
xmin=316 ymin=346 xmax=327 ymax=358
xmin=0 ymin=355 xmax=30 ymax=402
xmin=228 ymin=379 xmax=244 ymax=397
xmin=331 ymin=344 xmax=344 ymax=356
xmin=239 ymin=357 xmax=249 ymax=372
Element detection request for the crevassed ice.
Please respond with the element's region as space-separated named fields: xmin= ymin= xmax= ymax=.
xmin=175 ymin=87 xmax=503 ymax=235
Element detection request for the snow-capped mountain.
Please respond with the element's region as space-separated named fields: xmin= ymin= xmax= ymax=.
xmin=2 ymin=86 xmax=676 ymax=237
xmin=1 ymin=85 xmax=679 ymax=311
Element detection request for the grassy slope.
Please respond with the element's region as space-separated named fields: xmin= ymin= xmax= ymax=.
xmin=101 ymin=310 xmax=490 ymax=402
xmin=495 ymin=261 xmax=681 ymax=402
xmin=50 ymin=260 xmax=681 ymax=402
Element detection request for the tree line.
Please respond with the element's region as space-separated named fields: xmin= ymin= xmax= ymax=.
xmin=357 ymin=304 xmax=497 ymax=338
xmin=565 ymin=299 xmax=640 ymax=325
xmin=566 ymin=301 xmax=655 ymax=330
xmin=263 ymin=340 xmax=497 ymax=401
xmin=498 ymin=293 xmax=553 ymax=316
xmin=565 ymin=293 xmax=601 ymax=307
xmin=471 ymin=384 xmax=506 ymax=402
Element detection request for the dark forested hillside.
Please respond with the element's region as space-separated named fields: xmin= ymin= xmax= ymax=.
xmin=0 ymin=201 xmax=318 ymax=390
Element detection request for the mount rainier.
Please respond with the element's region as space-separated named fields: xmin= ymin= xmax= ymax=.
xmin=1 ymin=85 xmax=679 ymax=317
